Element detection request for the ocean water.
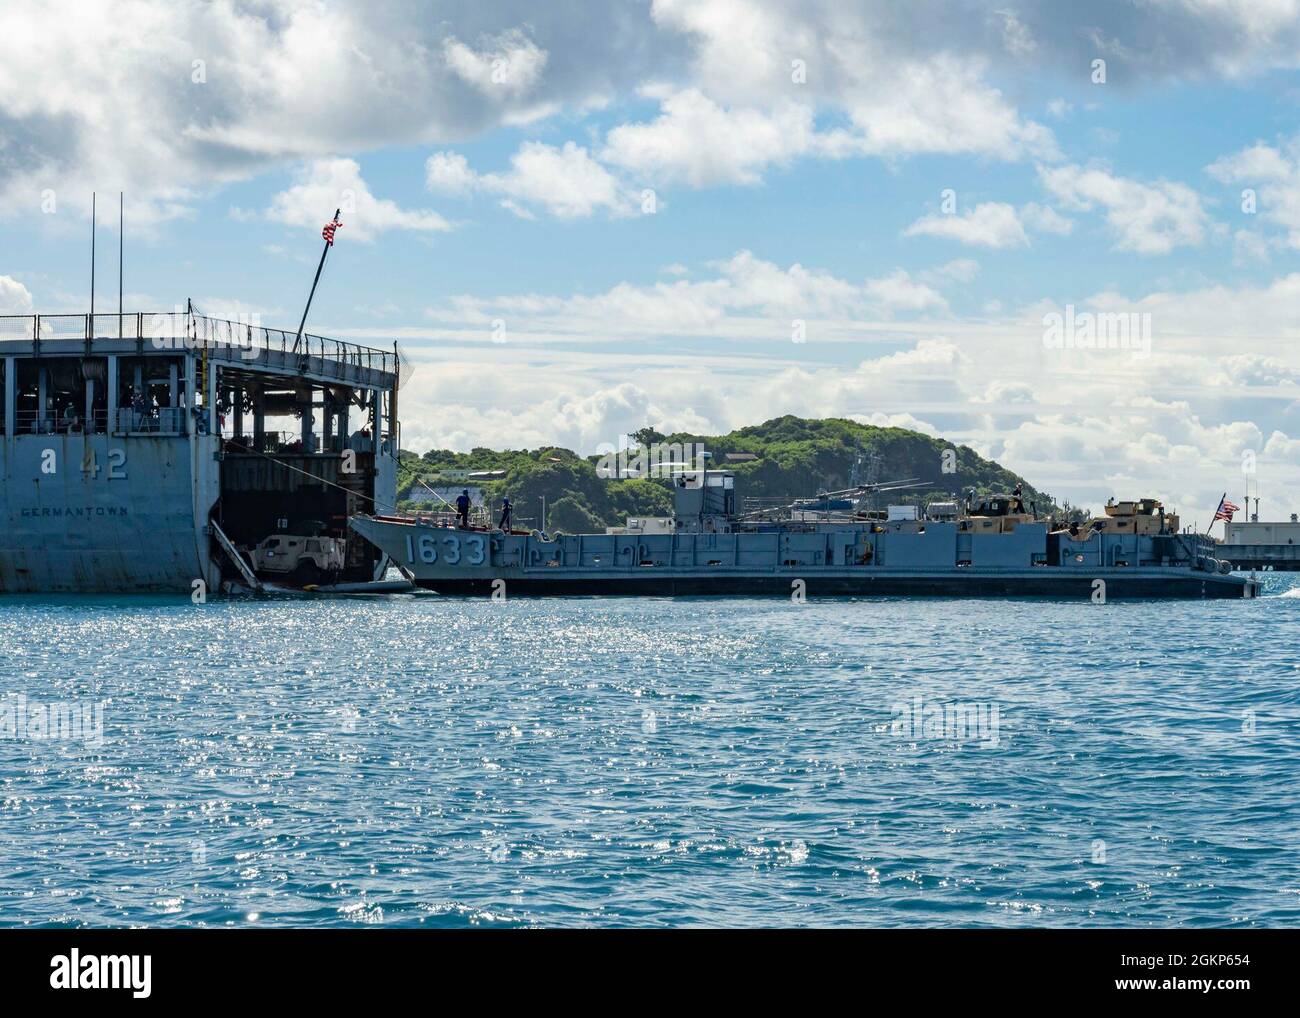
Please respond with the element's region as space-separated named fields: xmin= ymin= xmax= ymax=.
xmin=1 ymin=576 xmax=1298 ymax=928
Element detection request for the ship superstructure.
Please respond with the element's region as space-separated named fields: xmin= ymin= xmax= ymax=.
xmin=0 ymin=309 xmax=400 ymax=592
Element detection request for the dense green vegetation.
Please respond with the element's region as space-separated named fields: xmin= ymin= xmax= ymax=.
xmin=397 ymin=415 xmax=1069 ymax=531
xmin=396 ymin=446 xmax=673 ymax=532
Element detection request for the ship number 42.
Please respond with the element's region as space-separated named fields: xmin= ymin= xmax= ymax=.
xmin=81 ymin=448 xmax=127 ymax=479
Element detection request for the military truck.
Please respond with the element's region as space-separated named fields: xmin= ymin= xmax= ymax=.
xmin=248 ymin=522 xmax=345 ymax=586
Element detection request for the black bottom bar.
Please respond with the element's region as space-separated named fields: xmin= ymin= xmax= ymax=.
xmin=0 ymin=928 xmax=1286 ymax=1004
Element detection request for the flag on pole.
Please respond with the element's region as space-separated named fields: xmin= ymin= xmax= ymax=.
xmin=1214 ymin=496 xmax=1241 ymax=522
xmin=293 ymin=209 xmax=341 ymax=356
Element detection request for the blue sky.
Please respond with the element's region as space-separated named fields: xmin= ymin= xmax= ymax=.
xmin=3 ymin=1 xmax=1300 ymax=523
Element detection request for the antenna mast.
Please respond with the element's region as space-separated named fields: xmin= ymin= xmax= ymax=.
xmin=89 ymin=192 xmax=96 ymax=324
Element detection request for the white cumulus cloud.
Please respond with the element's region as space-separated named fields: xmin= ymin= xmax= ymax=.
xmin=442 ymin=28 xmax=549 ymax=98
xmin=426 ymin=142 xmax=630 ymax=219
xmin=864 ymin=270 xmax=948 ymax=311
xmin=0 ymin=275 xmax=34 ymax=314
xmin=1207 ymin=138 xmax=1300 ymax=248
xmin=263 ymin=158 xmax=451 ymax=242
xmin=1038 ymin=163 xmax=1214 ymax=255
xmin=602 ymin=88 xmax=816 ymax=187
xmin=904 ymin=202 xmax=1029 ymax=249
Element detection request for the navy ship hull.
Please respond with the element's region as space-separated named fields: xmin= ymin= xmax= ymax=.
xmin=0 ymin=434 xmax=220 ymax=593
xmin=405 ymin=571 xmax=1250 ymax=598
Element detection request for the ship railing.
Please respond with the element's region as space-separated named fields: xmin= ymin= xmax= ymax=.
xmin=14 ymin=408 xmax=110 ymax=435
xmin=0 ymin=312 xmax=398 ymax=381
xmin=113 ymin=406 xmax=186 ymax=436
xmin=399 ymin=507 xmax=493 ymax=528
xmin=220 ymin=430 xmax=395 ymax=455
xmin=189 ymin=315 xmax=398 ymax=380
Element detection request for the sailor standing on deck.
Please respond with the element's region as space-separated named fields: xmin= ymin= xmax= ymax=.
xmin=456 ymin=489 xmax=471 ymax=529
xmin=498 ymin=497 xmax=512 ymax=532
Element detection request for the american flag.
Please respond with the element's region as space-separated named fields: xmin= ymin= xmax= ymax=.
xmin=1214 ymin=496 xmax=1241 ymax=522
xmin=322 ymin=217 xmax=341 ymax=246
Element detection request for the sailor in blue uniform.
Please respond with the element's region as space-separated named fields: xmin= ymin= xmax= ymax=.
xmin=498 ymin=497 xmax=512 ymax=532
xmin=456 ymin=489 xmax=471 ymax=528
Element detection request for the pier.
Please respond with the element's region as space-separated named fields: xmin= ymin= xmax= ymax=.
xmin=1216 ymin=518 xmax=1300 ymax=571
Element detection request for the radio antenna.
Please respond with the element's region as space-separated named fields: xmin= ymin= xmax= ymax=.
xmin=89 ymin=191 xmax=97 ymax=322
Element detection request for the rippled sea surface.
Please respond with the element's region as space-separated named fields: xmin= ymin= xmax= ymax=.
xmin=2 ymin=576 xmax=1298 ymax=928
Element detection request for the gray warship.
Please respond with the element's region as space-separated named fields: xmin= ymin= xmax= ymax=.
xmin=349 ymin=471 xmax=1259 ymax=599
xmin=0 ymin=309 xmax=400 ymax=592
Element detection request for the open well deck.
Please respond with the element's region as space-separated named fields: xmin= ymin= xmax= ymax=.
xmin=0 ymin=309 xmax=401 ymax=591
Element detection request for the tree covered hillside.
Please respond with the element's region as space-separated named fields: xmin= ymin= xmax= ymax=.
xmin=397 ymin=415 xmax=1068 ymax=532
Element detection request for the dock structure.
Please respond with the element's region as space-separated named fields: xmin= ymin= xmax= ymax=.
xmin=1217 ymin=519 xmax=1300 ymax=571
xmin=0 ymin=309 xmax=401 ymax=592
xmin=1218 ymin=544 xmax=1300 ymax=570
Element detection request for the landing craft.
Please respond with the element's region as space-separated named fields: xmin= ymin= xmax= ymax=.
xmin=349 ymin=471 xmax=1258 ymax=599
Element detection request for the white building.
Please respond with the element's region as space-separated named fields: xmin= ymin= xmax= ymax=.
xmin=1223 ymin=519 xmax=1300 ymax=545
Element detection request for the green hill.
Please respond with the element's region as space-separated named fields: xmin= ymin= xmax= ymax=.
xmin=397 ymin=415 xmax=1072 ymax=532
